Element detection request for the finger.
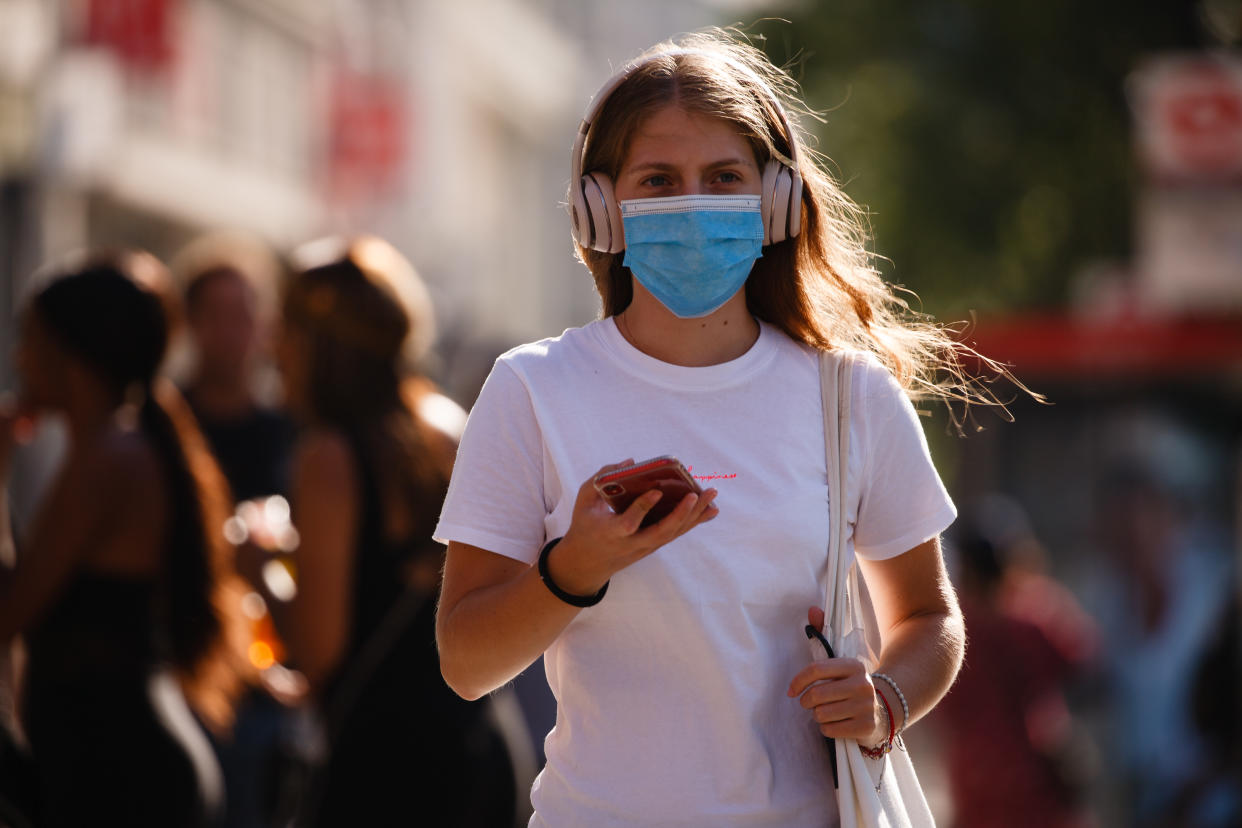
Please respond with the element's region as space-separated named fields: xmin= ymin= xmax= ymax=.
xmin=680 ymin=491 xmax=720 ymax=531
xmin=686 ymin=488 xmax=717 ymax=522
xmin=807 ymin=606 xmax=825 ymax=633
xmin=618 ymin=488 xmax=664 ymax=535
xmin=797 ymin=671 xmax=873 ymax=710
xmin=787 ymin=658 xmax=864 ymax=697
xmin=810 ymin=699 xmax=861 ymax=726
xmin=641 ymin=490 xmax=703 ymax=541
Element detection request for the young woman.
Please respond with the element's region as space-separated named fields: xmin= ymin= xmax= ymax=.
xmin=436 ymin=30 xmax=988 ymax=825
xmin=261 ymin=236 xmax=516 ymax=825
xmin=0 ymin=251 xmax=246 ymax=827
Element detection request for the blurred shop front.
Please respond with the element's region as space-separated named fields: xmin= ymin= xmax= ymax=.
xmin=0 ymin=0 xmax=331 ymax=391
xmin=957 ymin=51 xmax=1242 ymax=566
xmin=948 ymin=51 xmax=1242 ymax=828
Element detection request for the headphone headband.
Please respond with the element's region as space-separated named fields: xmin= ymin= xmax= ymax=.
xmin=569 ymin=46 xmax=804 ymax=253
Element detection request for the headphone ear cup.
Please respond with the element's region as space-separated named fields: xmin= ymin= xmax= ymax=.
xmin=787 ymin=168 xmax=803 ymax=239
xmin=761 ymin=160 xmax=780 ymax=246
xmin=767 ymin=162 xmax=793 ymax=246
xmin=581 ymin=172 xmax=623 ymax=253
xmin=590 ymin=172 xmax=624 ymax=254
xmin=580 ymin=173 xmax=610 ymax=252
xmin=570 ymin=176 xmax=593 ymax=248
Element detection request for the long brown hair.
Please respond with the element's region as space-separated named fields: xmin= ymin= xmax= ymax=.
xmin=30 ymin=250 xmax=249 ymax=730
xmin=576 ymin=29 xmax=1029 ymax=421
xmin=283 ymin=236 xmax=450 ymax=543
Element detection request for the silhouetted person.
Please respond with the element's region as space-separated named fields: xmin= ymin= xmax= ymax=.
xmin=0 ymin=250 xmax=251 ymax=827
xmin=936 ymin=495 xmax=1096 ymax=828
xmin=243 ymin=236 xmax=516 ymax=826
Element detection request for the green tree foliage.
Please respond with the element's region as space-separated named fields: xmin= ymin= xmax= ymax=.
xmin=750 ymin=2 xmax=1205 ymax=319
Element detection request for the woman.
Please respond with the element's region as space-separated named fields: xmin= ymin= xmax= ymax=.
xmin=265 ymin=236 xmax=515 ymax=825
xmin=436 ymin=30 xmax=997 ymax=825
xmin=0 ymin=251 xmax=245 ymax=827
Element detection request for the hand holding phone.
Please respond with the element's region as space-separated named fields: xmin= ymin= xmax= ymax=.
xmin=593 ymin=456 xmax=703 ymax=529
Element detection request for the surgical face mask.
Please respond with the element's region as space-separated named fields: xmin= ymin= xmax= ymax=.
xmin=620 ymin=194 xmax=764 ymax=319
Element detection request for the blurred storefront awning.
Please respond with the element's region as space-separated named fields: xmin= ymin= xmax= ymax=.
xmin=966 ymin=312 xmax=1242 ymax=380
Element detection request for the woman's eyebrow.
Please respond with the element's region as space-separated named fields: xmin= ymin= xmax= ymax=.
xmin=623 ymin=157 xmax=757 ymax=174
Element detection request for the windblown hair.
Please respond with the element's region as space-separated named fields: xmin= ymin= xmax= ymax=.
xmin=282 ymin=236 xmax=451 ymax=548
xmin=576 ymin=28 xmax=1027 ymax=421
xmin=31 ymin=250 xmax=249 ymax=730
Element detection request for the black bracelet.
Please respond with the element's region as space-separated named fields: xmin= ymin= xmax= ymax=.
xmin=537 ymin=537 xmax=609 ymax=608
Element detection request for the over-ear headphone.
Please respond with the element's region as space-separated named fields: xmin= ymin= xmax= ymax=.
xmin=569 ymin=48 xmax=804 ymax=254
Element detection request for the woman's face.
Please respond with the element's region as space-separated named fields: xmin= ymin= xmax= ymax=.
xmin=614 ymin=105 xmax=762 ymax=202
xmin=15 ymin=310 xmax=69 ymax=412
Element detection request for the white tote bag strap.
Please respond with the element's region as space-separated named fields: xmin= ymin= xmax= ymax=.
xmin=817 ymin=348 xmax=848 ymax=630
xmin=818 ymin=350 xmax=865 ymax=658
xmin=817 ymin=349 xmax=936 ymax=828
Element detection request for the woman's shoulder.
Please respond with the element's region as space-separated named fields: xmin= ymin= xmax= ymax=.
xmin=91 ymin=425 xmax=164 ymax=497
xmin=805 ymin=346 xmax=901 ymax=397
xmin=496 ymin=320 xmax=605 ymax=365
xmin=291 ymin=426 xmax=359 ymax=487
xmin=488 ymin=320 xmax=610 ymax=388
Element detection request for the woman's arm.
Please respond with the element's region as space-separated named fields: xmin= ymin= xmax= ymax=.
xmin=275 ymin=430 xmax=359 ymax=690
xmin=0 ymin=440 xmax=128 ymax=644
xmin=437 ymin=464 xmax=718 ymax=701
xmin=788 ymin=537 xmax=964 ymax=746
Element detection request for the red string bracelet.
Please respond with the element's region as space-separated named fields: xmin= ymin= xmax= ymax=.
xmin=860 ymin=686 xmax=897 ymax=759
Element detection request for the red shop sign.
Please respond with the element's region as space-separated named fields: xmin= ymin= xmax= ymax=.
xmin=84 ymin=0 xmax=176 ymax=72
xmin=1131 ymin=54 xmax=1242 ymax=182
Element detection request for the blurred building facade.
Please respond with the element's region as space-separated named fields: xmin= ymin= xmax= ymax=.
xmin=0 ymin=0 xmax=764 ymax=404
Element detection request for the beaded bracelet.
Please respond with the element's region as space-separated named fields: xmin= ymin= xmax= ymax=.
xmin=537 ymin=537 xmax=609 ymax=608
xmin=871 ymin=672 xmax=909 ymax=741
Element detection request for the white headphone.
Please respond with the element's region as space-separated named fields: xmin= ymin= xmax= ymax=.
xmin=569 ymin=48 xmax=804 ymax=254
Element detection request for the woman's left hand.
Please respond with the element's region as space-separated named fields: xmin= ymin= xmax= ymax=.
xmin=787 ymin=607 xmax=886 ymax=746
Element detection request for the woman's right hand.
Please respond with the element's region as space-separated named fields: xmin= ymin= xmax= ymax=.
xmin=544 ymin=460 xmax=719 ymax=596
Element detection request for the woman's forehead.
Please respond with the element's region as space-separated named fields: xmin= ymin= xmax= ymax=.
xmin=621 ymin=106 xmax=756 ymax=168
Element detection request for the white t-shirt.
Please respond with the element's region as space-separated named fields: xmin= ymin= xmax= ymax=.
xmin=435 ymin=318 xmax=956 ymax=827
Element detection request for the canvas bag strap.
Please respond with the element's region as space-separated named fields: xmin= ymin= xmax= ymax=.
xmin=818 ymin=349 xmax=855 ymax=642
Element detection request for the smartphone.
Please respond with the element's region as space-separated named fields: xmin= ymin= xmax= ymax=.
xmin=593 ymin=456 xmax=703 ymax=528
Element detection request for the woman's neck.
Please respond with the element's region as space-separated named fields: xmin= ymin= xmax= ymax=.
xmin=616 ymin=285 xmax=759 ymax=367
xmin=64 ymin=381 xmax=124 ymax=449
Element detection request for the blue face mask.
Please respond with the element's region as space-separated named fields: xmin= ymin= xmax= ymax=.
xmin=620 ymin=194 xmax=764 ymax=319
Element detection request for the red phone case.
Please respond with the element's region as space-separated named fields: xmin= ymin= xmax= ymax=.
xmin=593 ymin=456 xmax=703 ymax=528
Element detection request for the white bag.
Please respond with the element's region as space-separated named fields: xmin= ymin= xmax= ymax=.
xmin=815 ymin=350 xmax=936 ymax=828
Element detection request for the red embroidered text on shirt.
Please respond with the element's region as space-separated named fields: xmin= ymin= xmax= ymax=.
xmin=685 ymin=465 xmax=738 ymax=482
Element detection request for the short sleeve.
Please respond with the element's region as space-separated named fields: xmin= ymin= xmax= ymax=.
xmin=851 ymin=358 xmax=957 ymax=560
xmin=433 ymin=359 xmax=549 ymax=564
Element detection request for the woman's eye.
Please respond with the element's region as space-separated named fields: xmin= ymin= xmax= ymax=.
xmin=715 ymin=171 xmax=741 ymax=184
xmin=642 ymin=174 xmax=672 ymax=187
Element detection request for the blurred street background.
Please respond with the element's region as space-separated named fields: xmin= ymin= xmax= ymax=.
xmin=2 ymin=1 xmax=1240 ymax=826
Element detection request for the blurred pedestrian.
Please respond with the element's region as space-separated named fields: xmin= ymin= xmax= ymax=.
xmin=935 ymin=494 xmax=1097 ymax=828
xmin=1083 ymin=441 xmax=1235 ymax=827
xmin=172 ymin=233 xmax=302 ymax=828
xmin=245 ymin=236 xmax=516 ymax=826
xmin=0 ymin=250 xmax=250 ymax=827
xmin=175 ymin=232 xmax=295 ymax=505
xmin=434 ymin=30 xmax=1021 ymax=825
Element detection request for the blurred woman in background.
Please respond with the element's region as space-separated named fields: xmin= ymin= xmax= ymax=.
xmin=0 ymin=250 xmax=249 ymax=827
xmin=251 ymin=236 xmax=515 ymax=826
